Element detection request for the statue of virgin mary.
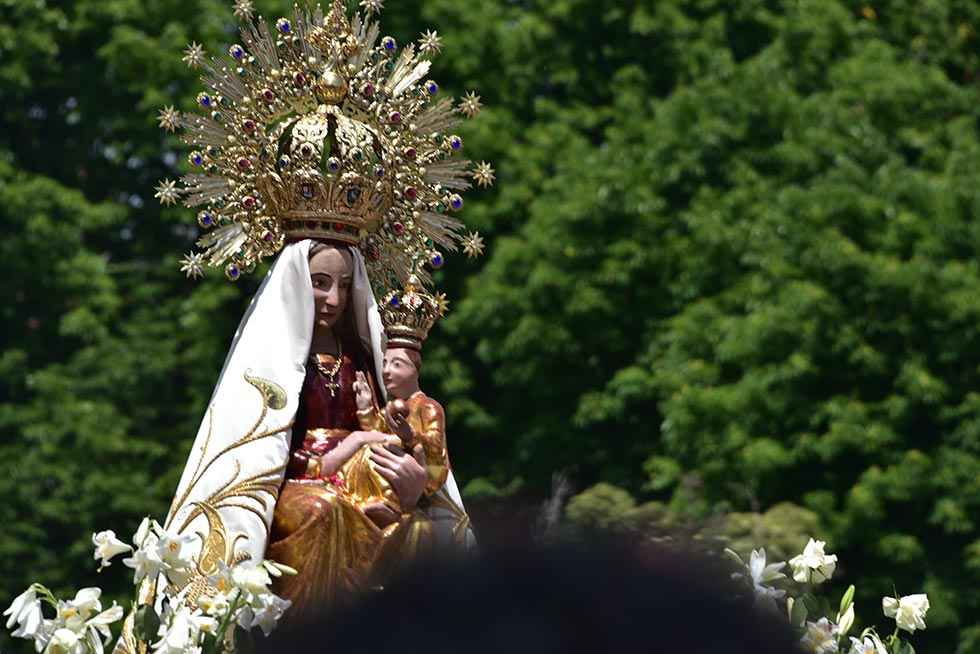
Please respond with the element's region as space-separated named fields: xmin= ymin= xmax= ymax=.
xmin=134 ymin=0 xmax=492 ymax=634
xmin=162 ymin=238 xmax=473 ymax=624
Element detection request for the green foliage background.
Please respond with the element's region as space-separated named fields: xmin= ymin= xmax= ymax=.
xmin=3 ymin=0 xmax=980 ymax=651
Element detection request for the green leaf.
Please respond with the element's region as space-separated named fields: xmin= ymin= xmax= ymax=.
xmin=133 ymin=604 xmax=161 ymax=644
xmin=790 ymin=597 xmax=808 ymax=628
xmin=892 ymin=640 xmax=916 ymax=654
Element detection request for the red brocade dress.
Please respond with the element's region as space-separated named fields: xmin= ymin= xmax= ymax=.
xmin=266 ymin=343 xmax=425 ymax=620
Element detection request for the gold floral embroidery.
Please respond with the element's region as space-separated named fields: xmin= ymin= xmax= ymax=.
xmin=165 ymin=372 xmax=291 ymax=600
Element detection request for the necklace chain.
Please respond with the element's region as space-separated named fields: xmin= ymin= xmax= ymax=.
xmin=311 ymin=343 xmax=343 ymax=397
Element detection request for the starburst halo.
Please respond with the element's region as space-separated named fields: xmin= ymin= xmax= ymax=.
xmin=359 ymin=0 xmax=384 ymax=14
xmin=232 ymin=0 xmax=254 ymax=20
xmin=463 ymin=232 xmax=485 ymax=258
xmin=157 ymin=106 xmax=181 ymax=132
xmin=182 ymin=42 xmax=206 ymax=68
xmin=473 ymin=161 xmax=495 ymax=188
xmin=459 ymin=91 xmax=482 ymax=118
xmin=180 ymin=252 xmax=206 ymax=279
xmin=162 ymin=5 xmax=495 ymax=286
xmin=154 ymin=179 xmax=181 ymax=206
xmin=419 ymin=30 xmax=442 ymax=56
xmin=434 ymin=292 xmax=450 ymax=316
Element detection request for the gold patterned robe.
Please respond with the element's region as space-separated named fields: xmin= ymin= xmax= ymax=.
xmin=266 ymin=344 xmax=435 ymax=621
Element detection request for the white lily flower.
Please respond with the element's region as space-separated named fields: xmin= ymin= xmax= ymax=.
xmin=13 ymin=600 xmax=44 ymax=640
xmin=188 ymin=612 xmax=219 ymax=637
xmin=157 ymin=530 xmax=197 ymax=571
xmin=92 ymin=530 xmax=133 ymax=571
xmin=883 ymin=593 xmax=929 ymax=633
xmin=55 ymin=588 xmax=102 ymax=633
xmin=726 ymin=549 xmax=786 ymax=610
xmin=44 ymin=627 xmax=84 ymax=654
xmin=789 ymin=539 xmax=838 ymax=584
xmin=86 ymin=625 xmax=104 ymax=654
xmin=87 ymin=602 xmax=124 ymax=640
xmin=236 ymin=605 xmax=256 ymax=632
xmin=231 ymin=565 xmax=272 ymax=596
xmin=132 ymin=517 xmax=156 ymax=548
xmin=261 ymin=560 xmax=298 ymax=578
xmin=837 ymin=603 xmax=855 ymax=637
xmin=848 ymin=635 xmax=888 ymax=654
xmin=249 ymin=593 xmax=291 ymax=636
xmin=123 ymin=532 xmax=166 ymax=585
xmin=749 ymin=549 xmax=787 ymax=585
xmin=4 ymin=586 xmax=44 ymax=640
xmin=197 ymin=592 xmax=232 ymax=617
xmin=34 ymin=618 xmax=56 ymax=652
xmin=801 ymin=617 xmax=839 ymax=654
xmin=152 ymin=607 xmax=200 ymax=654
xmin=5 ymin=586 xmax=36 ymax=627
xmin=206 ymin=560 xmax=236 ymax=595
xmin=743 ymin=548 xmax=787 ymax=609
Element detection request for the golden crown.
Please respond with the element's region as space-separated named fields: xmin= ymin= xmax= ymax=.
xmin=158 ymin=0 xmax=494 ymax=287
xmin=379 ymin=277 xmax=446 ymax=350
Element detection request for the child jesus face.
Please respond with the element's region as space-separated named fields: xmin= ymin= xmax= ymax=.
xmin=382 ymin=347 xmax=420 ymax=399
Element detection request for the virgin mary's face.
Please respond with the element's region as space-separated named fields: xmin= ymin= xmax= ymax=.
xmin=309 ymin=246 xmax=353 ymax=331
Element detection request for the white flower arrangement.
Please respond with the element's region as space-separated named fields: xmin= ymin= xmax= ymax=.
xmin=727 ymin=539 xmax=929 ymax=654
xmin=4 ymin=517 xmax=295 ymax=654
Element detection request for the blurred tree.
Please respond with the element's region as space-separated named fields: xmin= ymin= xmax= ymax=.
xmin=3 ymin=0 xmax=980 ymax=652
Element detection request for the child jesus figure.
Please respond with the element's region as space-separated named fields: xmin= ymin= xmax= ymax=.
xmin=350 ymin=345 xmax=450 ymax=506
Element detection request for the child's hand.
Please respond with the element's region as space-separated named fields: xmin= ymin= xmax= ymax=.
xmin=353 ymin=371 xmax=374 ymax=411
xmin=386 ymin=404 xmax=416 ymax=445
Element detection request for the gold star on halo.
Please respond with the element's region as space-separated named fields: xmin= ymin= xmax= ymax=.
xmin=233 ymin=0 xmax=254 ymax=20
xmin=434 ymin=292 xmax=450 ymax=317
xmin=462 ymin=231 xmax=485 ymax=258
xmin=419 ymin=29 xmax=442 ymax=56
xmin=182 ymin=42 xmax=206 ymax=69
xmin=360 ymin=0 xmax=384 ymax=14
xmin=459 ymin=91 xmax=482 ymax=118
xmin=473 ymin=161 xmax=495 ymax=188
xmin=180 ymin=252 xmax=206 ymax=279
xmin=157 ymin=105 xmax=181 ymax=132
xmin=154 ymin=179 xmax=181 ymax=206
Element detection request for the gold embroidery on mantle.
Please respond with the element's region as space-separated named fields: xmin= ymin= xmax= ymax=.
xmin=164 ymin=371 xmax=291 ymax=602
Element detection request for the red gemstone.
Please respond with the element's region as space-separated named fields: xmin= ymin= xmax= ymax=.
xmin=238 ymin=157 xmax=251 ymax=170
xmin=362 ymin=83 xmax=375 ymax=97
xmin=389 ymin=111 xmax=402 ymax=124
xmin=333 ymin=222 xmax=345 ymax=231
xmin=242 ymin=196 xmax=256 ymax=209
xmin=243 ymin=119 xmax=256 ymax=132
xmin=392 ymin=221 xmax=405 ymax=235
xmin=262 ymin=89 xmax=275 ymax=102
xmin=404 ymin=147 xmax=417 ymax=160
xmin=294 ymin=72 xmax=306 ymax=86
xmin=404 ymin=186 xmax=418 ymax=201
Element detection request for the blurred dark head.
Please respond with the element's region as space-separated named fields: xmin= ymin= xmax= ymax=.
xmin=258 ymin=538 xmax=803 ymax=654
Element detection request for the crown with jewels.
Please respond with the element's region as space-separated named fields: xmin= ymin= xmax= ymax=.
xmin=159 ymin=0 xmax=493 ymax=287
xmin=379 ymin=276 xmax=446 ymax=350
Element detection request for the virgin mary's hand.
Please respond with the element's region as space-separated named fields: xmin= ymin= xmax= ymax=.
xmin=362 ymin=501 xmax=400 ymax=528
xmin=370 ymin=443 xmax=427 ymax=511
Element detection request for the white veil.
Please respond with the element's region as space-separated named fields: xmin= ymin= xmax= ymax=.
xmin=165 ymin=239 xmax=468 ymax=571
